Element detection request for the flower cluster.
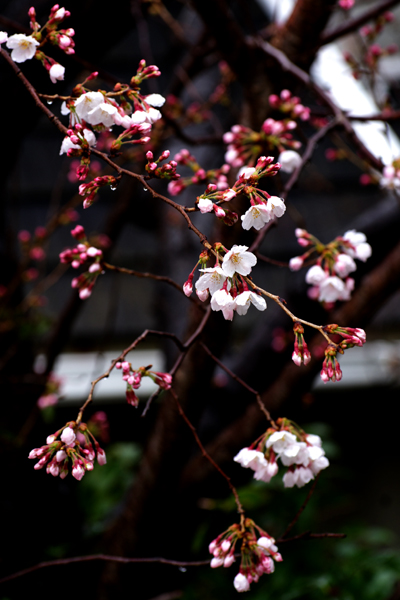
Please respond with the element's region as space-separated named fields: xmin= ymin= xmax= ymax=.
xmin=167 ymin=149 xmax=230 ymax=196
xmin=2 ymin=5 xmax=75 ymax=85
xmin=78 ymin=175 xmax=119 ymax=208
xmin=28 ymin=421 xmax=106 ymax=480
xmin=115 ymin=361 xmax=172 ymax=407
xmin=223 ymin=118 xmax=300 ymax=168
xmin=343 ymin=11 xmax=396 ymax=79
xmin=184 ymin=245 xmax=266 ymax=320
xmin=145 ymin=150 xmax=179 ymax=181
xmin=59 ymin=125 xmax=97 ymax=160
xmin=319 ymin=326 xmax=366 ymax=382
xmin=59 ymin=225 xmax=104 ymax=299
xmin=289 ymin=228 xmax=372 ymax=305
xmin=196 ymin=156 xmax=285 ymax=231
xmin=234 ymin=419 xmax=329 ymax=488
xmin=291 ymin=322 xmax=311 ymax=366
xmin=269 ymin=89 xmax=311 ymax=121
xmin=209 ymin=518 xmax=282 ymax=592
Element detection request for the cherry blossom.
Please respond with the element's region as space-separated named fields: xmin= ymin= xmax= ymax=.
xmin=266 ymin=196 xmax=286 ymax=218
xmin=241 ymin=204 xmax=271 ymax=230
xmin=49 ymin=63 xmax=65 ymax=84
xmin=278 ymin=150 xmax=302 ymax=173
xmin=6 ymin=33 xmax=40 ymax=63
xmin=74 ymin=91 xmax=105 ymax=121
xmin=144 ymin=93 xmax=166 ymax=107
xmin=222 ymin=245 xmax=257 ymax=277
xmin=234 ymin=291 xmax=267 ymax=315
xmin=195 ymin=267 xmax=227 ymax=296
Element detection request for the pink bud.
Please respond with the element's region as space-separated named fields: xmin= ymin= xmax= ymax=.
xmin=61 ymin=427 xmax=76 ymax=445
xmin=97 ymin=448 xmax=107 ymax=465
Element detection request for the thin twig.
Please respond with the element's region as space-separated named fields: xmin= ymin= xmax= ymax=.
xmin=0 ymin=554 xmax=211 ymax=584
xmin=277 ymin=531 xmax=346 ymax=543
xmin=170 ymin=388 xmax=245 ymax=517
xmin=252 ymin=39 xmax=384 ymax=172
xmin=320 ymin=0 xmax=400 ymax=46
xmin=280 ymin=474 xmax=320 ymax=539
xmin=199 ymin=341 xmax=276 ymax=425
xmin=76 ymin=329 xmax=184 ymax=423
xmin=103 ymin=261 xmax=203 ymax=307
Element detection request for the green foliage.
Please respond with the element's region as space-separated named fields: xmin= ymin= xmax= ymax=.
xmin=78 ymin=441 xmax=141 ymax=535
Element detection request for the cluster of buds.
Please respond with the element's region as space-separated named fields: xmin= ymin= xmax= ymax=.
xmin=28 ymin=421 xmax=106 ymax=480
xmin=44 ymin=5 xmax=75 ymax=55
xmin=18 ymin=227 xmax=47 ymax=262
xmin=115 ymin=361 xmax=172 ymax=407
xmin=184 ymin=245 xmax=266 ymax=320
xmin=344 ymin=12 xmax=396 ymax=79
xmin=289 ymin=228 xmax=372 ymax=305
xmin=129 ymin=59 xmax=161 ymax=87
xmin=59 ymin=225 xmax=103 ymax=299
xmin=1 ymin=5 xmax=75 ymax=85
xmin=320 ymin=344 xmax=343 ymax=383
xmin=319 ymin=327 xmax=366 ymax=383
xmin=37 ymin=373 xmax=63 ymax=409
xmin=195 ymin=157 xmax=284 ymax=231
xmin=145 ymin=150 xmax=179 ymax=181
xmin=78 ymin=175 xmax=118 ymax=208
xmin=209 ymin=518 xmax=282 ymax=592
xmin=223 ymin=118 xmax=300 ymax=168
xmin=59 ymin=61 xmax=164 ymax=161
xmin=269 ymin=89 xmax=310 ymax=121
xmin=59 ymin=124 xmax=97 ymax=158
xmin=234 ymin=418 xmax=329 ymax=488
xmin=167 ymin=149 xmax=230 ymax=196
xmin=292 ymin=322 xmax=311 ymax=366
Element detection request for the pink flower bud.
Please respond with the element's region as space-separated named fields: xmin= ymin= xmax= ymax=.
xmin=61 ymin=426 xmax=76 ymax=445
xmin=97 ymin=448 xmax=107 ymax=465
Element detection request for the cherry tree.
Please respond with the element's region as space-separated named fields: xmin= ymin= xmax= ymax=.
xmin=1 ymin=0 xmax=400 ymax=598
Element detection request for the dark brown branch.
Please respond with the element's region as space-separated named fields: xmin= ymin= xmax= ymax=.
xmin=321 ymin=0 xmax=400 ymax=46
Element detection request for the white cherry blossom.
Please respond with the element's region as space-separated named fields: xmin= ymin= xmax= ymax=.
xmin=87 ymin=102 xmax=118 ymax=127
xmin=222 ymin=245 xmax=257 ymax=277
xmin=234 ymin=291 xmax=267 ymax=315
xmin=305 ymin=265 xmax=327 ymax=286
xmin=241 ymin=204 xmax=271 ymax=230
xmin=318 ymin=275 xmax=345 ymax=303
xmin=49 ymin=63 xmax=65 ymax=84
xmin=6 ymin=34 xmax=40 ymax=63
xmin=195 ymin=267 xmax=227 ymax=295
xmin=334 ymin=253 xmax=356 ymax=277
xmin=234 ymin=573 xmax=250 ymax=592
xmin=144 ymin=93 xmax=165 ymax=107
xmin=198 ymin=199 xmax=213 ymax=213
xmin=74 ymin=92 xmax=105 ymax=121
xmin=278 ymin=150 xmax=302 ymax=173
xmin=266 ymin=196 xmax=286 ymax=218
